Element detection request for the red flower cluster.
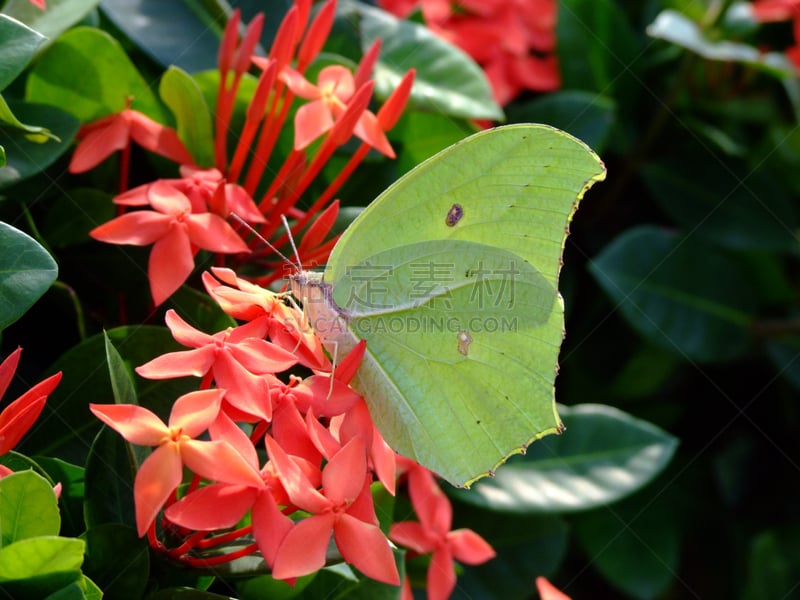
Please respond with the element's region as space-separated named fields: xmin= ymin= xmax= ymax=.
xmin=751 ymin=0 xmax=800 ymax=70
xmin=378 ymin=0 xmax=560 ymax=104
xmin=74 ymin=0 xmax=414 ymax=305
xmin=0 ymin=348 xmax=61 ymax=480
xmin=89 ymin=267 xmax=494 ymax=595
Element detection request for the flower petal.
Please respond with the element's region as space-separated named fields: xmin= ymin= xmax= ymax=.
xmin=271 ymin=513 xmax=335 ymax=580
xmin=169 ymin=389 xmax=224 ymax=438
xmin=0 ymin=347 xmax=22 ymax=399
xmin=68 ymin=115 xmax=130 ymax=173
xmin=129 ymin=110 xmax=194 ymax=165
xmin=335 ymin=513 xmax=400 ymax=585
xmin=149 ymin=226 xmax=194 ymax=305
xmin=165 ymin=483 xmax=256 ymax=530
xmin=252 ymin=489 xmax=294 ymax=567
xmin=89 ymin=403 xmax=168 ymax=446
xmin=164 ymin=309 xmax=214 ymax=348
xmin=447 ymin=528 xmax=495 ymax=564
xmin=180 ymin=439 xmax=264 ymax=487
xmin=135 ymin=443 xmax=183 ymax=536
xmin=389 ymin=521 xmax=435 ymax=554
xmin=186 ymin=213 xmax=249 ymax=254
xmin=427 ymin=546 xmax=457 ymax=600
xmin=135 ymin=346 xmax=216 ymax=379
xmin=90 ymin=211 xmax=172 ymax=245
xmin=536 ymin=576 xmax=573 ymax=600
xmin=227 ymin=338 xmax=298 ymax=374
xmin=293 ymin=100 xmax=334 ymax=150
xmin=322 ymin=437 xmax=366 ymax=505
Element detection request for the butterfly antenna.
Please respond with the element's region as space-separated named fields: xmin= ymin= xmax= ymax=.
xmin=229 ymin=212 xmax=293 ymax=266
xmin=281 ymin=214 xmax=304 ymax=272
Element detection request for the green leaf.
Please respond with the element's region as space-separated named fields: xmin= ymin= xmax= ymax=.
xmin=0 ymin=13 xmax=46 ymax=90
xmin=0 ymin=470 xmax=60 ymax=544
xmin=642 ymin=159 xmax=798 ymax=251
xmin=0 ymin=94 xmax=59 ymax=141
xmin=506 ymin=91 xmax=616 ymax=155
xmin=34 ymin=457 xmax=86 ymax=538
xmin=589 ymin=226 xmax=756 ymax=362
xmin=100 ymin=0 xmax=224 ymax=73
xmin=104 ymin=331 xmax=138 ymax=406
xmin=1 ymin=0 xmax=100 ymax=44
xmin=557 ymin=0 xmax=640 ymax=101
xmin=25 ymin=26 xmax=166 ymax=122
xmin=83 ymin=427 xmax=137 ymax=530
xmin=160 ymin=66 xmax=215 ymax=167
xmin=348 ymin=1 xmax=503 ymax=120
xmin=82 ymin=523 xmax=149 ymax=600
xmin=0 ymin=100 xmax=79 ymax=188
xmin=0 ymin=221 xmax=58 ymax=332
xmin=146 ymin=589 xmax=238 ymax=599
xmin=0 ymin=536 xmax=85 ymax=598
xmin=572 ymin=490 xmax=681 ymax=600
xmin=743 ymin=526 xmax=800 ymax=600
xmin=449 ymin=404 xmax=678 ymax=513
xmin=391 ymin=111 xmax=476 ymax=175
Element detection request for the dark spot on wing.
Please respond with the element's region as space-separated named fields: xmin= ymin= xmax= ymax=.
xmin=445 ymin=203 xmax=463 ymax=227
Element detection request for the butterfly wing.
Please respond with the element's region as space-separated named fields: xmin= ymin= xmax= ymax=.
xmin=323 ymin=124 xmax=606 ymax=486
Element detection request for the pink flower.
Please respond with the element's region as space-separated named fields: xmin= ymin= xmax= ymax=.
xmin=536 ymin=576 xmax=572 ymax=600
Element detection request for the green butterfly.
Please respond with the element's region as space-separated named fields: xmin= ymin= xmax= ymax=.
xmin=293 ymin=124 xmax=605 ymax=487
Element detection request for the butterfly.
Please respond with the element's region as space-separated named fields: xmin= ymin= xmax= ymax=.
xmin=291 ymin=124 xmax=606 ymax=487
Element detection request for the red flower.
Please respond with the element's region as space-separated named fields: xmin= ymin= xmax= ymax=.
xmin=89 ymin=181 xmax=250 ymax=305
xmin=0 ymin=347 xmax=61 ymax=457
xmin=136 ymin=309 xmax=299 ymax=421
xmin=751 ymin=0 xmax=800 ymax=70
xmin=268 ymin=436 xmax=400 ymax=585
xmin=390 ymin=465 xmax=495 ymax=600
xmin=90 ymin=389 xmax=263 ymax=536
xmin=69 ymin=107 xmax=194 ymax=173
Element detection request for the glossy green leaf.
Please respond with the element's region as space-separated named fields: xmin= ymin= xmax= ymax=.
xmin=160 ymin=66 xmax=215 ymax=167
xmin=572 ymin=491 xmax=681 ymax=600
xmin=34 ymin=457 xmax=85 ymax=538
xmin=0 ymin=94 xmax=58 ymax=141
xmin=0 ymin=536 xmax=85 ymax=597
xmin=0 ymin=470 xmax=60 ymax=545
xmin=642 ymin=160 xmax=798 ymax=251
xmin=0 ymin=100 xmax=79 ymax=188
xmin=82 ymin=523 xmax=149 ymax=600
xmin=25 ymin=27 xmax=166 ymax=122
xmin=104 ymin=331 xmax=137 ymax=406
xmin=451 ymin=513 xmax=568 ymax=600
xmin=506 ymin=91 xmax=616 ymax=155
xmin=0 ymin=221 xmax=58 ymax=332
xmin=589 ymin=226 xmax=756 ymax=362
xmin=349 ymin=1 xmax=503 ymax=120
xmin=0 ymin=13 xmax=45 ymax=89
xmin=449 ymin=404 xmax=677 ymax=513
xmin=2 ymin=0 xmax=100 ymax=45
xmin=101 ymin=0 xmax=224 ymax=73
xmin=83 ymin=427 xmax=137 ymax=530
xmin=146 ymin=589 xmax=238 ymax=599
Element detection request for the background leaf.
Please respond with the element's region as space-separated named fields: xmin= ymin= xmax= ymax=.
xmin=588 ymin=226 xmax=756 ymax=362
xmin=0 ymin=221 xmax=58 ymax=332
xmin=0 ymin=13 xmax=46 ymax=90
xmin=449 ymin=404 xmax=678 ymax=514
xmin=1 ymin=0 xmax=100 ymax=45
